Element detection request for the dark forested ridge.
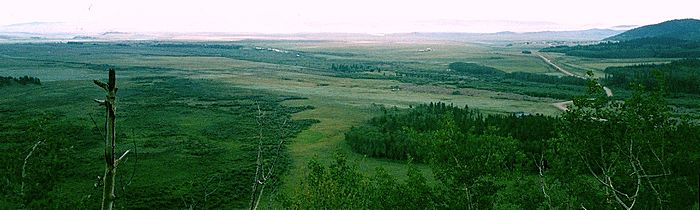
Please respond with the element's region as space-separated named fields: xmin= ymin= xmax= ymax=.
xmin=605 ymin=19 xmax=700 ymax=41
xmin=603 ymin=59 xmax=700 ymax=94
xmin=540 ymin=37 xmax=700 ymax=58
xmin=541 ymin=19 xmax=700 ymax=58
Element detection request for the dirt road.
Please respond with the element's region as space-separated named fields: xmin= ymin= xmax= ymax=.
xmin=536 ymin=53 xmax=583 ymax=79
xmin=535 ymin=53 xmax=613 ymax=111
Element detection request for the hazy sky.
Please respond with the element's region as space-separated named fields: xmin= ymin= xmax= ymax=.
xmin=1 ymin=0 xmax=699 ymax=33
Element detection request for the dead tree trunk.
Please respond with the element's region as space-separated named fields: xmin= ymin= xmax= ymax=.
xmin=94 ymin=68 xmax=129 ymax=210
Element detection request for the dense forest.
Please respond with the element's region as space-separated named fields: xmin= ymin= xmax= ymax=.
xmin=603 ymin=59 xmax=700 ymax=94
xmin=0 ymin=76 xmax=41 ymax=86
xmin=605 ymin=19 xmax=700 ymax=41
xmin=540 ymin=37 xmax=700 ymax=58
xmin=322 ymin=83 xmax=700 ymax=209
xmin=541 ymin=19 xmax=700 ymax=58
xmin=346 ymin=103 xmax=557 ymax=162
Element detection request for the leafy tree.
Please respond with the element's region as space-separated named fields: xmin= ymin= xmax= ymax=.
xmin=554 ymin=76 xmax=696 ymax=209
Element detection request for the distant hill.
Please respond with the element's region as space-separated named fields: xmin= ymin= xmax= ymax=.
xmin=605 ymin=19 xmax=700 ymax=41
xmin=541 ymin=19 xmax=700 ymax=58
xmin=390 ymin=29 xmax=623 ymax=41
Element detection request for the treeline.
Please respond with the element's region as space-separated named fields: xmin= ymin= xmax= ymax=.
xmin=449 ymin=62 xmax=587 ymax=86
xmin=412 ymin=62 xmax=588 ymax=99
xmin=151 ymin=43 xmax=243 ymax=49
xmin=540 ymin=37 xmax=700 ymax=58
xmin=302 ymin=84 xmax=700 ymax=209
xmin=0 ymin=76 xmax=41 ymax=86
xmin=346 ymin=102 xmax=557 ymax=162
xmin=503 ymin=71 xmax=586 ymax=86
xmin=330 ymin=63 xmax=381 ymax=72
xmin=448 ymin=62 xmax=504 ymax=75
xmin=603 ymin=59 xmax=700 ymax=94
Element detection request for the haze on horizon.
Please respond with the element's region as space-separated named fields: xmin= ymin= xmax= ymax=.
xmin=1 ymin=0 xmax=699 ymax=34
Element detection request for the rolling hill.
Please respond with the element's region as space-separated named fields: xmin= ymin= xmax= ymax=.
xmin=541 ymin=19 xmax=700 ymax=58
xmin=390 ymin=29 xmax=623 ymax=42
xmin=605 ymin=19 xmax=700 ymax=41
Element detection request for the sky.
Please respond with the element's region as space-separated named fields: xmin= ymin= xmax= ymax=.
xmin=1 ymin=0 xmax=699 ymax=33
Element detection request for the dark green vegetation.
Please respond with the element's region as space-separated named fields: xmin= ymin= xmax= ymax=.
xmin=605 ymin=19 xmax=700 ymax=41
xmin=542 ymin=19 xmax=700 ymax=58
xmin=540 ymin=37 xmax=700 ymax=58
xmin=447 ymin=62 xmax=587 ymax=99
xmin=0 ymin=77 xmax=316 ymax=208
xmin=604 ymin=59 xmax=700 ymax=95
xmin=313 ymin=84 xmax=700 ymax=209
xmin=449 ymin=62 xmax=586 ymax=86
xmin=346 ymin=103 xmax=557 ymax=162
xmin=0 ymin=75 xmax=40 ymax=86
xmin=330 ymin=63 xmax=381 ymax=72
xmin=283 ymin=153 xmax=442 ymax=209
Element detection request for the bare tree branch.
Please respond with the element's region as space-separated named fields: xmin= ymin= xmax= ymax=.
xmin=535 ymin=153 xmax=552 ymax=209
xmin=21 ymin=140 xmax=43 ymax=196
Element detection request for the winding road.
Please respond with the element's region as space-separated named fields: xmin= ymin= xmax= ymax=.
xmin=535 ymin=53 xmax=613 ymax=111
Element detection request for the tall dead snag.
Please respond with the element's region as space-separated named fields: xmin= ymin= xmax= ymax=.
xmin=249 ymin=105 xmax=287 ymax=210
xmin=94 ymin=68 xmax=129 ymax=210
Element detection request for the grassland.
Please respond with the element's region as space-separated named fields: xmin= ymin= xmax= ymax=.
xmin=1 ymin=39 xmax=694 ymax=208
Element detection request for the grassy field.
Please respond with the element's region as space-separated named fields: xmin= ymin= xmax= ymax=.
xmin=5 ymin=39 xmax=689 ymax=208
xmin=252 ymin=40 xmax=556 ymax=74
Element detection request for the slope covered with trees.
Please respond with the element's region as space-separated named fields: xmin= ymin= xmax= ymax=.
xmin=540 ymin=37 xmax=700 ymax=58
xmin=605 ymin=19 xmax=700 ymax=41
xmin=541 ymin=19 xmax=700 ymax=58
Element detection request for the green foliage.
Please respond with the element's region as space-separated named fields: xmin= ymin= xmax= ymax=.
xmin=330 ymin=63 xmax=381 ymax=72
xmin=604 ymin=59 xmax=700 ymax=95
xmin=504 ymin=71 xmax=586 ymax=86
xmin=448 ymin=62 xmax=505 ymax=76
xmin=553 ymin=79 xmax=700 ymax=209
xmin=445 ymin=62 xmax=588 ymax=99
xmin=541 ymin=37 xmax=700 ymax=58
xmin=335 ymin=77 xmax=699 ymax=209
xmin=346 ymin=102 xmax=558 ymax=162
xmin=0 ymin=78 xmax=317 ymax=209
xmin=0 ymin=113 xmax=101 ymax=209
xmin=0 ymin=75 xmax=41 ymax=86
xmin=283 ymin=153 xmax=439 ymax=209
